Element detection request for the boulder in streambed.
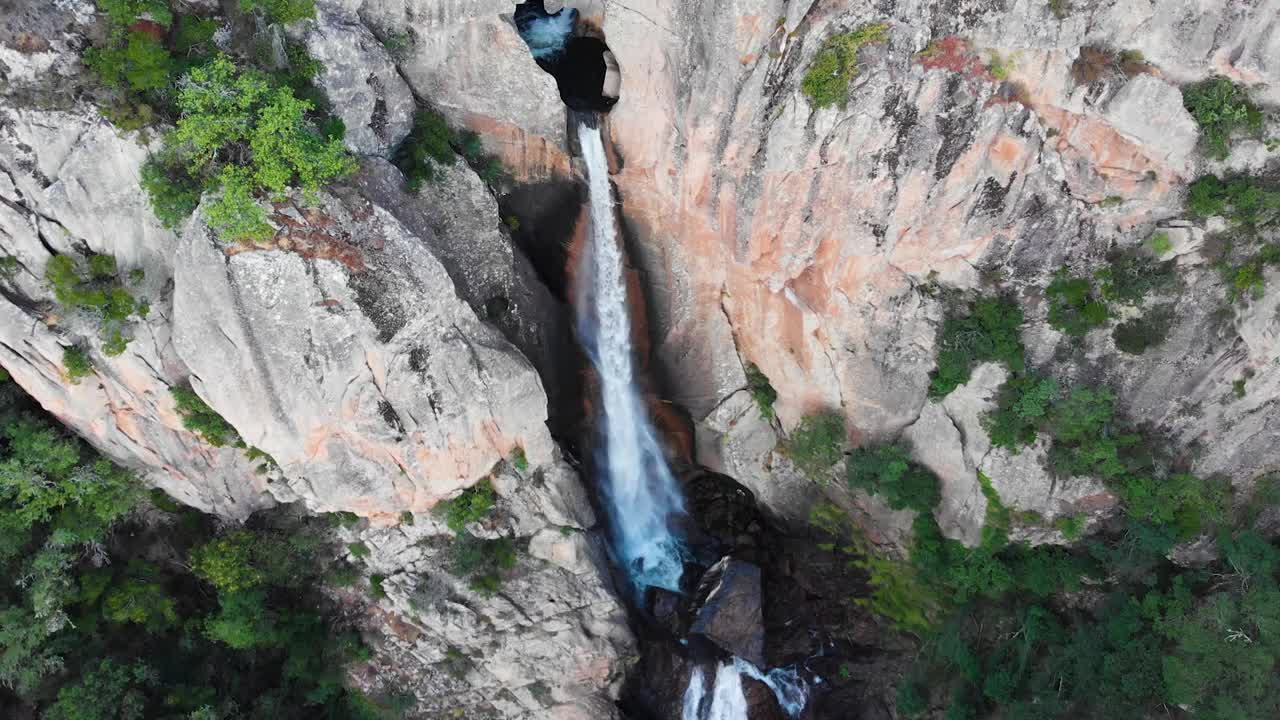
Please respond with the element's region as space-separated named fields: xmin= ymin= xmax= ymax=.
xmin=688 ymin=556 xmax=765 ymax=667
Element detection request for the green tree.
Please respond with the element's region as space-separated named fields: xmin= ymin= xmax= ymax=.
xmin=784 ymin=411 xmax=847 ymax=478
xmin=1046 ymin=272 xmax=1109 ymax=337
xmin=191 ymin=531 xmax=264 ymax=593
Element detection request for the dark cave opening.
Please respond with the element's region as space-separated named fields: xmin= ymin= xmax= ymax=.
xmin=514 ymin=1 xmax=620 ymax=113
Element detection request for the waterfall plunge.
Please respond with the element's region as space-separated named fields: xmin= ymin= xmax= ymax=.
xmin=681 ymin=659 xmax=810 ymax=720
xmin=577 ymin=123 xmax=686 ymax=592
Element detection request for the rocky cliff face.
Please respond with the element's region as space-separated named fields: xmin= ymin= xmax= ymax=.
xmin=0 ymin=5 xmax=630 ymax=716
xmin=384 ymin=0 xmax=1280 ymax=545
xmin=2 ymin=0 xmax=1279 ymax=717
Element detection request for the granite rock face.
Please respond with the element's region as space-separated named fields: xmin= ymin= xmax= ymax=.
xmin=337 ymin=456 xmax=634 ymax=720
xmin=0 ymin=4 xmax=632 ymax=714
xmin=382 ymin=0 xmax=1280 ymax=546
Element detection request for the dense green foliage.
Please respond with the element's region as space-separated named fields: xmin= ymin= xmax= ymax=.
xmin=1112 ymin=305 xmax=1174 ymax=354
xmin=393 ymin=109 xmax=455 ymax=190
xmin=984 ymin=375 xmax=1059 ymax=450
xmin=157 ymin=55 xmax=354 ymax=241
xmin=45 ymin=253 xmax=147 ymax=360
xmin=744 ymin=362 xmax=778 ymax=420
xmin=784 ymin=411 xmax=847 ymax=478
xmin=0 ymin=384 xmax=394 ymax=718
xmin=240 ymin=0 xmax=316 ymax=24
xmin=821 ymin=426 xmax=1277 ymax=720
xmin=62 ymin=346 xmax=93 ymax=384
xmin=929 ymin=297 xmax=1025 ymax=398
xmin=431 ymin=480 xmax=516 ymax=595
xmin=846 ymin=444 xmax=940 ymax=513
xmin=1045 ymin=271 xmax=1109 ymax=336
xmin=392 ymin=109 xmax=505 ymax=191
xmin=433 ymin=479 xmax=496 ymax=534
xmin=1181 ymin=77 xmax=1265 ymax=159
xmin=170 ymin=385 xmax=239 ymax=447
xmin=1185 ymin=176 xmax=1280 ymax=300
xmin=1186 ymin=175 xmax=1280 ymax=226
xmin=82 ymin=2 xmax=352 ymax=241
xmin=801 ymin=23 xmax=889 ymax=109
xmin=1096 ymin=251 xmax=1179 ymax=305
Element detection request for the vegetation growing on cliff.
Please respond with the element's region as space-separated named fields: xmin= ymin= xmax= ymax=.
xmin=801 ymin=23 xmax=889 ymax=109
xmin=433 ymin=480 xmax=517 ymax=595
xmin=1185 ymin=175 xmax=1280 ymax=301
xmin=0 ymin=383 xmax=398 ymax=718
xmin=744 ymin=362 xmax=778 ymax=420
xmin=1045 ymin=271 xmax=1109 ymax=336
xmin=929 ymin=297 xmax=1025 ymax=398
xmin=784 ymin=411 xmax=847 ymax=478
xmin=392 ymin=107 xmax=506 ymax=191
xmin=1182 ymin=77 xmax=1265 ymax=159
xmin=45 ymin=253 xmax=148 ymax=358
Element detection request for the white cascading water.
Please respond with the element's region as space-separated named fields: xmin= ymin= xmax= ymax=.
xmin=579 ymin=122 xmax=809 ymax=718
xmin=681 ymin=659 xmax=810 ymax=720
xmin=577 ymin=123 xmax=687 ymax=592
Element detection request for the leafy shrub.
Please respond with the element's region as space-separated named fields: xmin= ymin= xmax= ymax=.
xmin=984 ymin=375 xmax=1058 ymax=450
xmin=392 ymin=109 xmax=457 ymax=190
xmin=929 ymin=297 xmax=1025 ymax=398
xmin=240 ymin=0 xmax=315 ymax=24
xmin=1186 ymin=175 xmax=1280 ymax=230
xmin=1053 ymin=514 xmax=1086 ymax=540
xmin=509 ymin=446 xmax=528 ymax=472
xmin=1112 ymin=306 xmax=1173 ymax=354
xmin=1148 ymin=231 xmax=1173 ymax=256
xmin=1096 ymin=251 xmax=1178 ymax=305
xmin=191 ymin=531 xmax=265 ymax=593
xmin=744 ymin=362 xmax=778 ymax=419
xmin=140 ymin=153 xmax=202 ymax=229
xmin=63 ymin=346 xmax=93 ymax=384
xmin=449 ymin=535 xmax=516 ymax=596
xmin=801 ymin=23 xmax=889 ymax=109
xmin=347 ymin=541 xmax=371 ymax=559
xmin=45 ymin=254 xmax=141 ymax=322
xmin=170 ymin=385 xmax=238 ymax=447
xmin=1045 ymin=272 xmax=1108 ymax=336
xmin=845 ymin=444 xmax=940 ymax=513
xmin=1114 ymin=473 xmax=1229 ymax=540
xmin=368 ymin=574 xmax=387 ymax=599
xmin=84 ymin=31 xmax=174 ymax=93
xmin=1182 ymin=77 xmax=1264 ymax=159
xmin=784 ymin=411 xmax=847 ymax=478
xmin=174 ymin=16 xmax=219 ymax=55
xmin=1044 ymin=386 xmax=1136 ymax=479
xmin=433 ymin=479 xmax=496 ymax=534
xmin=205 ymin=166 xmax=274 ymax=242
xmin=159 ymin=55 xmax=354 ymax=241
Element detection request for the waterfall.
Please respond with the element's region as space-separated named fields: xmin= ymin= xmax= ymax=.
xmin=681 ymin=667 xmax=706 ymax=720
xmin=680 ymin=660 xmax=810 ymax=720
xmin=577 ymin=123 xmax=687 ymax=592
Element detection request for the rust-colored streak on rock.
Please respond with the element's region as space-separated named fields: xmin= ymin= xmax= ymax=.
xmin=463 ymin=112 xmax=573 ymax=182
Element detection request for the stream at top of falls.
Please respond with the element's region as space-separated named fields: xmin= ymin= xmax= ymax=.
xmin=576 ymin=122 xmax=809 ymax=718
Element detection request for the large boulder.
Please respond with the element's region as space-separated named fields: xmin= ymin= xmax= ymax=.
xmin=689 ymin=556 xmax=765 ymax=667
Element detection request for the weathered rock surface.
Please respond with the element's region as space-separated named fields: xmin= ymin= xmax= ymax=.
xmin=305 ymin=6 xmax=416 ymax=156
xmin=0 ymin=6 xmax=632 ymax=716
xmin=338 ymin=457 xmax=634 ymax=719
xmin=688 ymin=556 xmax=765 ymax=667
xmin=387 ymin=0 xmax=1280 ymax=541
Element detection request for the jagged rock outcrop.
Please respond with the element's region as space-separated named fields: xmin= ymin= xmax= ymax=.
xmin=337 ymin=455 xmax=634 ymax=720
